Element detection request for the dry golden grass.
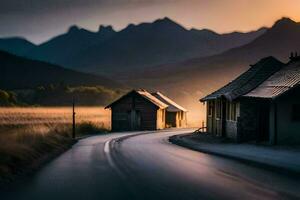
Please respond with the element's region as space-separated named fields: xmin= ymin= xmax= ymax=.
xmin=0 ymin=107 xmax=111 ymax=183
xmin=0 ymin=107 xmax=110 ymax=128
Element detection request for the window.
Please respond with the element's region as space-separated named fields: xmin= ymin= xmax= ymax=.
xmin=292 ymin=104 xmax=300 ymax=121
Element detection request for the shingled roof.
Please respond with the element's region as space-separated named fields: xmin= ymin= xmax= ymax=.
xmin=200 ymin=56 xmax=284 ymax=102
xmin=244 ymin=59 xmax=300 ymax=98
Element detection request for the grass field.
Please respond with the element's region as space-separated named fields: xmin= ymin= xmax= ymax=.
xmin=0 ymin=107 xmax=110 ymax=183
xmin=0 ymin=106 xmax=202 ymax=183
xmin=0 ymin=107 xmax=110 ymax=127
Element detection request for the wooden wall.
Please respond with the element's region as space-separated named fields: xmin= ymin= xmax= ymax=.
xmin=111 ymin=93 xmax=160 ymax=131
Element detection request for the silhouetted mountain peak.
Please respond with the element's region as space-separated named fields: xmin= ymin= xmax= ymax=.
xmin=153 ymin=17 xmax=182 ymax=27
xmin=156 ymin=17 xmax=173 ymax=23
xmin=98 ymin=25 xmax=115 ymax=34
xmin=68 ymin=25 xmax=81 ymax=33
xmin=272 ymin=17 xmax=298 ymax=29
xmin=197 ymin=28 xmax=219 ymax=35
xmin=124 ymin=23 xmax=135 ymax=29
xmin=121 ymin=17 xmax=185 ymax=33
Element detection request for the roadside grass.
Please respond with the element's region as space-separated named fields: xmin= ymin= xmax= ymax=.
xmin=0 ymin=123 xmax=109 ymax=184
xmin=76 ymin=121 xmax=108 ymax=137
xmin=0 ymin=107 xmax=110 ymax=185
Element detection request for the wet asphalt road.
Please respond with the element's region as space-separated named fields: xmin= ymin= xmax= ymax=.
xmin=1 ymin=129 xmax=300 ymax=200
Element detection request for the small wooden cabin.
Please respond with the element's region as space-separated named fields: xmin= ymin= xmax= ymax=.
xmin=201 ymin=55 xmax=300 ymax=145
xmin=105 ymin=89 xmax=187 ymax=131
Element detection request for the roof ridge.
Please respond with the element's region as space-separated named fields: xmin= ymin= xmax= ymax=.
xmin=105 ymin=89 xmax=168 ymax=109
xmin=200 ymin=62 xmax=261 ymax=100
xmin=136 ymin=89 xmax=169 ymax=108
xmin=243 ymin=60 xmax=300 ymax=99
xmin=154 ymin=92 xmax=187 ymax=112
xmin=201 ymin=56 xmax=284 ymax=102
xmin=228 ymin=58 xmax=278 ymax=95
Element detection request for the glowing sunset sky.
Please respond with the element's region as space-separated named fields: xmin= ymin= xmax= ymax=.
xmin=1 ymin=0 xmax=300 ymax=43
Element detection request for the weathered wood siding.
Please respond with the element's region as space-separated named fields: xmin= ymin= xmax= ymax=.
xmin=206 ymin=100 xmax=215 ymax=134
xmin=156 ymin=109 xmax=166 ymax=129
xmin=165 ymin=111 xmax=187 ymax=128
xmin=206 ymin=99 xmax=239 ymax=139
xmin=111 ymin=93 xmax=160 ymax=131
xmin=176 ymin=111 xmax=187 ymax=128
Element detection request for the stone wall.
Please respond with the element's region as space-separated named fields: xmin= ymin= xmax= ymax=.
xmin=225 ymin=121 xmax=237 ymax=141
xmin=238 ymin=99 xmax=259 ymax=142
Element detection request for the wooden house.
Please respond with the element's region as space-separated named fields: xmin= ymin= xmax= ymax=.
xmin=201 ymin=55 xmax=300 ymax=145
xmin=105 ymin=89 xmax=187 ymax=131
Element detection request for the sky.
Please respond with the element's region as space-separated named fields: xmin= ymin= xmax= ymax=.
xmin=1 ymin=0 xmax=300 ymax=44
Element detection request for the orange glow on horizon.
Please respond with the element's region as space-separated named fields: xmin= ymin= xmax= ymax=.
xmin=83 ymin=0 xmax=300 ymax=35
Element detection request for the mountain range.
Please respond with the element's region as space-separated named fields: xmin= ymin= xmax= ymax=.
xmin=0 ymin=50 xmax=122 ymax=90
xmin=0 ymin=17 xmax=266 ymax=76
xmin=136 ymin=17 xmax=300 ymax=87
xmin=0 ymin=17 xmax=299 ymax=113
xmin=123 ymin=17 xmax=300 ymax=112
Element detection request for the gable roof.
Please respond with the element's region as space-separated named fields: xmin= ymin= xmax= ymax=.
xmin=152 ymin=92 xmax=187 ymax=112
xmin=105 ymin=89 xmax=168 ymax=109
xmin=200 ymin=56 xmax=284 ymax=102
xmin=136 ymin=90 xmax=168 ymax=108
xmin=244 ymin=60 xmax=300 ymax=99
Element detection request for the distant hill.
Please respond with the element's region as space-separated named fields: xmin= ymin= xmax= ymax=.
xmin=0 ymin=37 xmax=37 ymax=57
xmin=0 ymin=50 xmax=122 ymax=90
xmin=0 ymin=17 xmax=266 ymax=75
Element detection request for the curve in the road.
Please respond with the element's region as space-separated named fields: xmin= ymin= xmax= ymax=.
xmin=105 ymin=130 xmax=300 ymax=200
xmin=1 ymin=129 xmax=299 ymax=200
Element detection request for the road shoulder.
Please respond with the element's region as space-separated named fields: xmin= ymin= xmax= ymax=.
xmin=170 ymin=133 xmax=300 ymax=176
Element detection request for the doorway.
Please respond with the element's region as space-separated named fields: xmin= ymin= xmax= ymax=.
xmin=128 ymin=110 xmax=141 ymax=130
xmin=166 ymin=112 xmax=177 ymax=127
xmin=258 ymin=102 xmax=270 ymax=141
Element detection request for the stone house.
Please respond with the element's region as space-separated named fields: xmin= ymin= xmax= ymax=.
xmin=201 ymin=55 xmax=300 ymax=145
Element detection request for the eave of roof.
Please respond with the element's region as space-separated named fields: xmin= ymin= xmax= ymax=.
xmin=152 ymin=92 xmax=188 ymax=112
xmin=137 ymin=90 xmax=168 ymax=109
xmin=200 ymin=56 xmax=284 ymax=102
xmin=105 ymin=89 xmax=168 ymax=109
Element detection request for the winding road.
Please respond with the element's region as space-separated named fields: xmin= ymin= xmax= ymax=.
xmin=2 ymin=129 xmax=300 ymax=200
